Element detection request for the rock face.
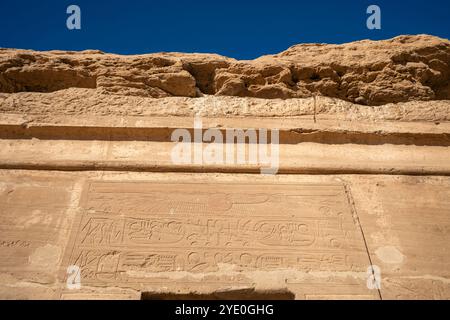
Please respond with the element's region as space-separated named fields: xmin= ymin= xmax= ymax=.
xmin=1 ymin=35 xmax=449 ymax=105
xmin=0 ymin=35 xmax=450 ymax=300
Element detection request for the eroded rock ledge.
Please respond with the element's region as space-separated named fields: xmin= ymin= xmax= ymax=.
xmin=1 ymin=34 xmax=449 ymax=105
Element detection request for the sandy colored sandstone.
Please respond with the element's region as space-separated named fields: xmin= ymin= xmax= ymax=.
xmin=0 ymin=35 xmax=449 ymax=300
xmin=1 ymin=34 xmax=449 ymax=104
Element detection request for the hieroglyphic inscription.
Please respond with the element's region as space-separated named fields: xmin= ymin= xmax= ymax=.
xmin=64 ymin=182 xmax=369 ymax=284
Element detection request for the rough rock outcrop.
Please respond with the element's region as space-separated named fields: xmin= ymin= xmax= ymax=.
xmin=1 ymin=34 xmax=449 ymax=105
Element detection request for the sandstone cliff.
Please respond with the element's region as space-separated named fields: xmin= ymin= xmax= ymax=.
xmin=1 ymin=34 xmax=449 ymax=105
xmin=1 ymin=35 xmax=450 ymax=301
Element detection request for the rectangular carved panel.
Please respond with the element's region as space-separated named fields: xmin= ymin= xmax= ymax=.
xmin=63 ymin=181 xmax=370 ymax=286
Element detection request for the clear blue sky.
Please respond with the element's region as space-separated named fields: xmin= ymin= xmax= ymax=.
xmin=0 ymin=0 xmax=449 ymax=59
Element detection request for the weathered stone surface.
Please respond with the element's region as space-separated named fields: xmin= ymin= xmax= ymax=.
xmin=1 ymin=34 xmax=449 ymax=105
xmin=0 ymin=35 xmax=449 ymax=300
xmin=1 ymin=88 xmax=450 ymax=120
xmin=0 ymin=172 xmax=449 ymax=300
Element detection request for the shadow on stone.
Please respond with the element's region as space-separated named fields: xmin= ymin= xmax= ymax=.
xmin=141 ymin=288 xmax=295 ymax=300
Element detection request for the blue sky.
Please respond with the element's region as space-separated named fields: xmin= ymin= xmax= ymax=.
xmin=0 ymin=0 xmax=449 ymax=59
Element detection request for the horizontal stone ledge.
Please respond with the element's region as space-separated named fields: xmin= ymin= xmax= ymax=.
xmin=1 ymin=137 xmax=449 ymax=175
xmin=1 ymin=160 xmax=449 ymax=176
xmin=2 ymin=113 xmax=449 ymax=134
xmin=1 ymin=119 xmax=449 ymax=146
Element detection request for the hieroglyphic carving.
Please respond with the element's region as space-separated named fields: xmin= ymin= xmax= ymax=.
xmin=68 ymin=248 xmax=358 ymax=282
xmin=0 ymin=239 xmax=31 ymax=248
xmin=78 ymin=215 xmax=329 ymax=248
xmin=64 ymin=182 xmax=369 ymax=284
